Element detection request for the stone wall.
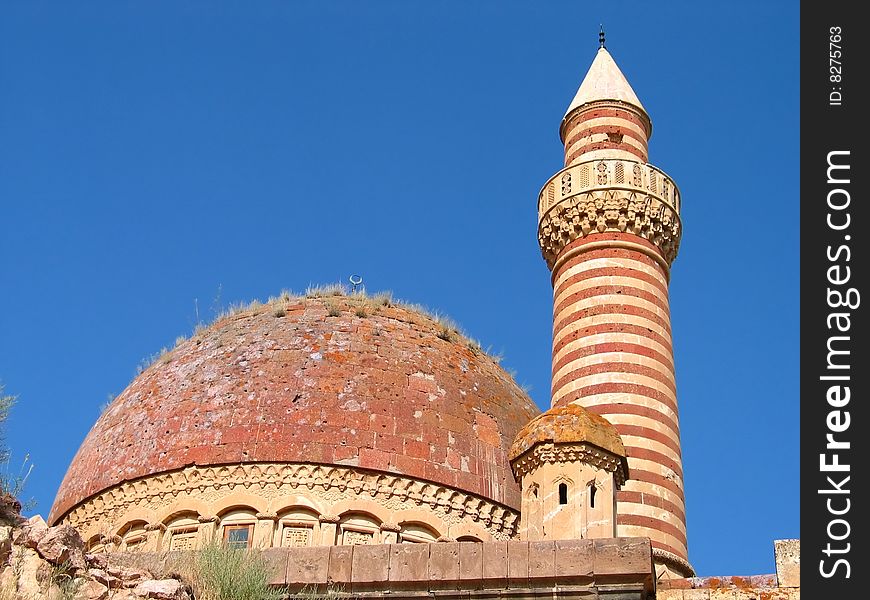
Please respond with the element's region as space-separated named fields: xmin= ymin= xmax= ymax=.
xmin=657 ymin=539 xmax=800 ymax=600
xmin=259 ymin=537 xmax=655 ymax=598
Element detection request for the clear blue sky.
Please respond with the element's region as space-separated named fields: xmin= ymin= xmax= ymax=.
xmin=0 ymin=1 xmax=798 ymax=577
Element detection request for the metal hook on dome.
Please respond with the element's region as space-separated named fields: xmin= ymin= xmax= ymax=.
xmin=349 ymin=274 xmax=363 ymax=293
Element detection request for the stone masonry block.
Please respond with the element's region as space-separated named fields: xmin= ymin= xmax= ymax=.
xmin=285 ymin=546 xmax=329 ymax=588
xmin=774 ymin=539 xmax=800 ymax=588
xmin=507 ymin=540 xmax=530 ymax=588
xmin=389 ymin=543 xmax=430 ymax=590
xmin=592 ymin=537 xmax=652 ymax=580
xmin=528 ymin=540 xmax=556 ymax=582
xmin=351 ymin=544 xmax=390 ymax=592
xmin=554 ymin=539 xmax=594 ymax=583
xmin=481 ymin=541 xmax=508 ymax=586
xmin=259 ymin=548 xmax=289 ymax=586
xmin=459 ymin=541 xmax=484 ymax=590
xmin=430 ymin=542 xmax=461 ymax=589
xmin=327 ymin=545 xmax=354 ymax=585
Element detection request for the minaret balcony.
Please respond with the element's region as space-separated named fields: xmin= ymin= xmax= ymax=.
xmin=537 ymin=159 xmax=682 ymax=269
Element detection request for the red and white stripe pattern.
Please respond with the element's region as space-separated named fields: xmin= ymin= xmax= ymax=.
xmin=550 ymin=233 xmax=688 ymax=562
xmin=562 ymin=104 xmax=650 ymax=165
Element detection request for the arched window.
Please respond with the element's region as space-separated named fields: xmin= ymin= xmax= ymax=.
xmin=589 ymin=483 xmax=597 ymax=509
xmin=558 ymin=483 xmax=568 ymax=505
xmin=398 ymin=522 xmax=439 ymax=544
xmin=219 ymin=507 xmax=258 ymax=550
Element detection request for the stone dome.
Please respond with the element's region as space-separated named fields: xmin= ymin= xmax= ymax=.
xmin=508 ymin=403 xmax=628 ymax=472
xmin=50 ymin=294 xmax=540 ymax=538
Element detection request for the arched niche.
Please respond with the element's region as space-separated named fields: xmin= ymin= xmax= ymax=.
xmin=398 ymin=522 xmax=439 ymax=544
xmin=117 ymin=520 xmax=149 ymax=551
xmin=338 ymin=511 xmax=382 ymax=546
xmin=275 ymin=506 xmax=321 ymax=548
xmin=163 ymin=511 xmax=201 ymax=552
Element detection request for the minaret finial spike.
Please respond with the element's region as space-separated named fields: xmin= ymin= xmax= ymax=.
xmin=599 ymin=24 xmax=606 ymax=49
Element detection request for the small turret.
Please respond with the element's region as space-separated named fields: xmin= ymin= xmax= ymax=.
xmin=508 ymin=404 xmax=628 ymax=541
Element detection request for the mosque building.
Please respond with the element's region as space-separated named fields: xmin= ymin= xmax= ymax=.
xmin=49 ymin=39 xmax=799 ymax=598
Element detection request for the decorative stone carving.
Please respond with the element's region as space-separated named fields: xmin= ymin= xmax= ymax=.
xmin=510 ymin=442 xmax=626 ymax=486
xmin=537 ymin=159 xmax=682 ymax=268
xmin=318 ymin=515 xmax=341 ymax=524
xmin=61 ymin=462 xmax=518 ymax=543
xmin=652 ymin=547 xmax=696 ymax=578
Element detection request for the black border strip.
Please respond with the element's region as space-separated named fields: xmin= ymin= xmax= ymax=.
xmin=801 ymin=2 xmax=867 ymax=595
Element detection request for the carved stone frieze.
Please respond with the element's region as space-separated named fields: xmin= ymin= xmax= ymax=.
xmin=537 ymin=159 xmax=682 ymax=269
xmin=510 ymin=442 xmax=627 ymax=487
xmin=61 ymin=462 xmax=519 ymax=541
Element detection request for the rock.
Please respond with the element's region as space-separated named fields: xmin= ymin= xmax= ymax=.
xmin=105 ymin=564 xmax=151 ymax=587
xmin=36 ymin=524 xmax=87 ymax=571
xmin=11 ymin=546 xmax=52 ymax=599
xmin=78 ymin=578 xmax=111 ymax=600
xmin=12 ymin=514 xmax=48 ymax=549
xmin=0 ymin=492 xmax=23 ymax=526
xmin=133 ymin=578 xmax=190 ymax=599
xmin=86 ymin=552 xmax=108 ymax=570
xmin=0 ymin=525 xmax=13 ymax=564
xmin=0 ymin=564 xmax=17 ymax=593
xmin=88 ymin=567 xmax=122 ymax=589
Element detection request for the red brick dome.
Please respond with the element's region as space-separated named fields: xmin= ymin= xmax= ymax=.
xmin=50 ymin=294 xmax=540 ymax=524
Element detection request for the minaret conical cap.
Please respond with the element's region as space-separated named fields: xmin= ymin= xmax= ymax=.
xmin=563 ymin=47 xmax=647 ymax=119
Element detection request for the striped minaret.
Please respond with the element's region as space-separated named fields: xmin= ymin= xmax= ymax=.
xmin=537 ymin=45 xmax=692 ymax=578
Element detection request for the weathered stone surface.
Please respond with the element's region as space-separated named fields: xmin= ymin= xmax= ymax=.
xmin=79 ymin=579 xmax=111 ymax=600
xmin=105 ymin=564 xmax=150 ymax=587
xmin=660 ymin=570 xmax=801 ymax=600
xmin=429 ymin=542 xmax=460 ymax=588
xmin=555 ymin=539 xmax=594 ymax=583
xmin=132 ymin=578 xmax=189 ymax=599
xmin=592 ymin=537 xmax=651 ymax=579
xmin=389 ymin=543 xmax=429 ymax=589
xmin=481 ymin=540 xmax=508 ymax=586
xmin=12 ymin=514 xmax=48 ymax=549
xmin=11 ymin=546 xmax=51 ymax=599
xmin=286 ymin=546 xmax=330 ymax=586
xmin=507 ymin=540 xmax=529 ymax=587
xmin=458 ymin=541 xmax=483 ymax=590
xmin=327 ymin=545 xmax=353 ymax=585
xmin=36 ymin=524 xmax=87 ymax=570
xmin=51 ymin=297 xmax=541 ymax=527
xmin=88 ymin=567 xmax=122 ymax=589
xmin=528 ymin=540 xmax=555 ymax=581
xmin=350 ymin=544 xmax=390 ymax=590
xmin=774 ymin=539 xmax=800 ymax=588
xmin=261 ymin=547 xmax=289 ymax=586
xmin=0 ymin=525 xmax=13 ymax=565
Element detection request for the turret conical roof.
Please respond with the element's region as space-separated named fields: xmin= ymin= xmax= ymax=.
xmin=563 ymin=47 xmax=646 ymax=119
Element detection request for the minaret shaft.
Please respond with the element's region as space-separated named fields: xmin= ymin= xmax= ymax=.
xmin=538 ymin=46 xmax=690 ymax=578
xmin=550 ymin=234 xmax=688 ymax=565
